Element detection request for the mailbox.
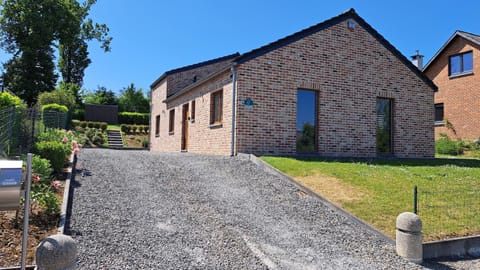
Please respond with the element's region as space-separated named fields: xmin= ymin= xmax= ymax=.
xmin=0 ymin=160 xmax=23 ymax=211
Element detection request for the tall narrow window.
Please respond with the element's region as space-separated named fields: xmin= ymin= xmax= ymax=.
xmin=449 ymin=51 xmax=473 ymax=76
xmin=376 ymin=98 xmax=393 ymax=154
xmin=210 ymin=90 xmax=223 ymax=125
xmin=296 ymin=89 xmax=317 ymax=152
xmin=191 ymin=99 xmax=196 ymax=122
xmin=435 ymin=103 xmax=444 ymax=125
xmin=169 ymin=109 xmax=175 ymax=134
xmin=155 ymin=115 xmax=160 ymax=137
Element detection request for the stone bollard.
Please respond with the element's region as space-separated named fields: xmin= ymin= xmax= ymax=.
xmin=35 ymin=234 xmax=77 ymax=270
xmin=396 ymin=212 xmax=423 ymax=264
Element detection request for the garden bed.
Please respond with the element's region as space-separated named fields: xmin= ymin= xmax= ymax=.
xmin=0 ymin=181 xmax=65 ymax=267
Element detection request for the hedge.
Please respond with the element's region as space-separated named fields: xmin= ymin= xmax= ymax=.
xmin=42 ymin=103 xmax=68 ymax=112
xmin=32 ymin=141 xmax=71 ymax=173
xmin=118 ymin=112 xmax=149 ymax=125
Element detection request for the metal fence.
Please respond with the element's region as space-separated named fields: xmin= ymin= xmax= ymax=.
xmin=0 ymin=106 xmax=69 ymax=158
xmin=416 ymin=186 xmax=480 ymax=241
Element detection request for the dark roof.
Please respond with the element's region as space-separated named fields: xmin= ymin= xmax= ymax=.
xmin=423 ymin=30 xmax=480 ymax=71
xmin=235 ymin=8 xmax=437 ymax=91
xmin=150 ymin=52 xmax=240 ymax=89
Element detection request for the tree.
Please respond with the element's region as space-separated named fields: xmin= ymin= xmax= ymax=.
xmin=0 ymin=0 xmax=111 ymax=105
xmin=83 ymin=86 xmax=117 ymax=105
xmin=58 ymin=0 xmax=111 ymax=86
xmin=118 ymin=83 xmax=149 ymax=112
xmin=37 ymin=85 xmax=76 ymax=109
xmin=0 ymin=0 xmax=68 ymax=105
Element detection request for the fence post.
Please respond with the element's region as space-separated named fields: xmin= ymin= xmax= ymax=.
xmin=414 ymin=185 xmax=418 ymax=214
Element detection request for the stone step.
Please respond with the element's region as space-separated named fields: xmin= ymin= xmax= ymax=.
xmin=106 ymin=129 xmax=123 ymax=149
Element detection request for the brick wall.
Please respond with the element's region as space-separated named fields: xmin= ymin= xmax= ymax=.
xmin=425 ymin=37 xmax=480 ymax=140
xmin=166 ymin=59 xmax=233 ymax=98
xmin=235 ymin=18 xmax=434 ymax=157
xmin=150 ymin=70 xmax=233 ymax=155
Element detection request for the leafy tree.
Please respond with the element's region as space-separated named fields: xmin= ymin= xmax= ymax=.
xmin=118 ymin=83 xmax=149 ymax=112
xmin=83 ymin=86 xmax=117 ymax=105
xmin=0 ymin=0 xmax=71 ymax=105
xmin=0 ymin=0 xmax=111 ymax=105
xmin=37 ymin=86 xmax=76 ymax=109
xmin=59 ymin=0 xmax=112 ymax=86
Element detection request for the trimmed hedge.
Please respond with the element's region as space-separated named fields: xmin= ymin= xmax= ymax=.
xmin=120 ymin=124 xmax=149 ymax=134
xmin=119 ymin=112 xmax=149 ymax=125
xmin=72 ymin=120 xmax=107 ymax=131
xmin=42 ymin=103 xmax=68 ymax=112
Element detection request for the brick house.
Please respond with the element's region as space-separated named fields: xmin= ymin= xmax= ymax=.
xmin=423 ymin=31 xmax=480 ymax=140
xmin=150 ymin=9 xmax=436 ymax=158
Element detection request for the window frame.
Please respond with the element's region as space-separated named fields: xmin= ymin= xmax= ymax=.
xmin=209 ymin=90 xmax=223 ymax=128
xmin=168 ymin=109 xmax=175 ymax=135
xmin=449 ymin=51 xmax=473 ymax=77
xmin=155 ymin=115 xmax=160 ymax=137
xmin=434 ymin=103 xmax=445 ymax=126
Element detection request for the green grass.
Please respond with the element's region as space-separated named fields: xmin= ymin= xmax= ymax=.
xmin=107 ymin=125 xmax=121 ymax=130
xmin=261 ymin=156 xmax=480 ymax=241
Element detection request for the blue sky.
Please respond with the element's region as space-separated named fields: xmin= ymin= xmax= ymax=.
xmin=1 ymin=0 xmax=479 ymax=94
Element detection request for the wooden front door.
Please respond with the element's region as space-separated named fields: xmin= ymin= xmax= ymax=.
xmin=181 ymin=103 xmax=189 ymax=151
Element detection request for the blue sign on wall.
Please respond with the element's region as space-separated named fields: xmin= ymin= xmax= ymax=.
xmin=244 ymin=98 xmax=254 ymax=109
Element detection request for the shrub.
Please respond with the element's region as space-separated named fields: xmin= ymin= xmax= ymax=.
xmin=0 ymin=91 xmax=26 ymax=109
xmin=100 ymin=122 xmax=108 ymax=131
xmin=120 ymin=124 xmax=129 ymax=132
xmin=33 ymin=141 xmax=71 ymax=173
xmin=143 ymin=125 xmax=149 ymax=133
xmin=71 ymin=119 xmax=80 ymax=128
xmin=32 ymin=156 xmax=53 ymax=181
xmin=435 ymin=137 xmax=464 ymax=156
xmin=37 ymin=89 xmax=75 ymax=109
xmin=31 ymin=187 xmax=61 ymax=215
xmin=118 ymin=112 xmax=149 ymax=125
xmin=42 ymin=103 xmax=69 ymax=112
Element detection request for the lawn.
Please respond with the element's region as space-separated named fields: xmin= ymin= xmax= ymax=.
xmin=260 ymin=156 xmax=480 ymax=241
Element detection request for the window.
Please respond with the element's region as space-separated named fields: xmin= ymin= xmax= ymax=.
xmin=169 ymin=109 xmax=175 ymax=134
xmin=191 ymin=100 xmax=195 ymax=122
xmin=155 ymin=115 xmax=160 ymax=137
xmin=435 ymin=103 xmax=444 ymax=125
xmin=296 ymin=89 xmax=317 ymax=152
xmin=376 ymin=98 xmax=393 ymax=154
xmin=449 ymin=51 xmax=473 ymax=76
xmin=210 ymin=90 xmax=223 ymax=126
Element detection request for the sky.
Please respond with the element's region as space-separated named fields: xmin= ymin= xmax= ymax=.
xmin=1 ymin=0 xmax=479 ymax=95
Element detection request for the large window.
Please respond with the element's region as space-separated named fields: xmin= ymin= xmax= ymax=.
xmin=296 ymin=89 xmax=317 ymax=152
xmin=169 ymin=109 xmax=175 ymax=134
xmin=210 ymin=90 xmax=223 ymax=125
xmin=376 ymin=98 xmax=393 ymax=154
xmin=155 ymin=115 xmax=160 ymax=137
xmin=435 ymin=103 xmax=444 ymax=125
xmin=449 ymin=51 xmax=473 ymax=76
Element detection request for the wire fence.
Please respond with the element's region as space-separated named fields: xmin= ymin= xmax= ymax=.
xmin=417 ymin=186 xmax=480 ymax=241
xmin=0 ymin=106 xmax=69 ymax=158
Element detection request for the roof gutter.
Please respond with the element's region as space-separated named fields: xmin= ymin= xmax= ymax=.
xmin=230 ymin=63 xmax=237 ymax=156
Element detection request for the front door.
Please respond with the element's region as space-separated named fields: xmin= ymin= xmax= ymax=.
xmin=181 ymin=103 xmax=189 ymax=151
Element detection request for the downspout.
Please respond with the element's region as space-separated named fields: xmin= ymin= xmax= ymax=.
xmin=230 ymin=63 xmax=237 ymax=156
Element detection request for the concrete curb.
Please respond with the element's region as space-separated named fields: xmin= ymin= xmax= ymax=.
xmin=240 ymin=153 xmax=395 ymax=245
xmin=57 ymin=154 xmax=75 ymax=235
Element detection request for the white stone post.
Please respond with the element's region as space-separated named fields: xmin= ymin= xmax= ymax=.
xmin=396 ymin=212 xmax=423 ymax=264
xmin=35 ymin=234 xmax=77 ymax=270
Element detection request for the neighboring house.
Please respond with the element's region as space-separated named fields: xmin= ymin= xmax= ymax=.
xmin=423 ymin=30 xmax=480 ymax=140
xmin=150 ymin=9 xmax=436 ymax=158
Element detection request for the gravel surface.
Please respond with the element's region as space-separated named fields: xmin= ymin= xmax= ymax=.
xmin=67 ymin=149 xmax=476 ymax=269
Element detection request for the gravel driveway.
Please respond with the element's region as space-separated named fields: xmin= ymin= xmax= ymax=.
xmin=67 ymin=149 xmax=470 ymax=269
